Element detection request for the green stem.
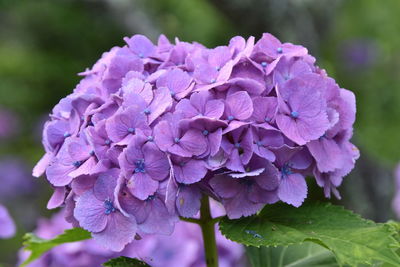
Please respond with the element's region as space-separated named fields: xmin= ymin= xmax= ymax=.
xmin=199 ymin=195 xmax=219 ymax=267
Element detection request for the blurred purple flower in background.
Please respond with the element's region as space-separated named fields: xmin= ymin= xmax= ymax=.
xmin=0 ymin=157 xmax=34 ymax=202
xmin=340 ymin=39 xmax=378 ymax=71
xmin=0 ymin=204 xmax=16 ymax=239
xmin=0 ymin=107 xmax=19 ymax=140
xmin=33 ymin=33 xmax=358 ymax=251
xmin=392 ymin=164 xmax=400 ymax=218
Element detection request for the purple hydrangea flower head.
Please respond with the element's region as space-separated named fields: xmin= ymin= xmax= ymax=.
xmin=34 ymin=33 xmax=358 ymax=250
xmin=0 ymin=204 xmax=15 ymax=239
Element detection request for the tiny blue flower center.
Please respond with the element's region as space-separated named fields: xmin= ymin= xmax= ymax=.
xmin=256 ymin=140 xmax=263 ymax=147
xmin=202 ymin=130 xmax=209 ymax=136
xmin=138 ymin=53 xmax=144 ymax=58
xmin=210 ymin=78 xmax=216 ymax=84
xmin=72 ymin=161 xmax=82 ymax=167
xmin=143 ymin=108 xmax=151 ymax=115
xmin=234 ymin=142 xmax=241 ymax=148
xmin=180 ymin=162 xmax=186 ymax=167
xmin=63 ymin=132 xmax=71 ymax=138
xmin=105 ymin=139 xmax=111 ymax=145
xmin=104 ymin=199 xmax=116 ymax=215
xmin=277 ymin=47 xmax=283 ymax=54
xmin=147 ymin=135 xmax=154 ymax=141
xmin=89 ymin=150 xmax=95 ymax=156
xmin=261 ymin=61 xmax=267 ymax=67
xmin=128 ymin=127 xmax=135 ymax=134
xmin=290 ymin=111 xmax=299 ymax=119
xmin=134 ymin=159 xmax=146 ymax=173
xmin=227 ymin=115 xmax=235 ymax=121
xmin=174 ymin=137 xmax=181 ymax=144
xmin=264 ymin=117 xmax=271 ymax=122
xmin=215 ymin=66 xmax=221 ymax=71
xmin=170 ymin=91 xmax=176 ymax=97
xmin=281 ymin=163 xmax=293 ymax=177
xmin=146 ymin=195 xmax=156 ymax=202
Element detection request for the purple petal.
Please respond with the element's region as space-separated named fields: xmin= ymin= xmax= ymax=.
xmin=0 ymin=204 xmax=16 ymax=238
xmin=92 ymin=212 xmax=137 ymax=252
xmin=179 ymin=129 xmax=207 ymax=156
xmin=47 ymin=187 xmax=66 ymax=209
xmin=74 ymin=190 xmax=108 ymax=233
xmin=278 ymin=173 xmax=307 ymax=207
xmin=174 ymin=159 xmax=207 ymax=184
xmin=124 ymin=34 xmax=155 ymax=58
xmin=143 ymin=142 xmax=170 ymax=181
xmin=209 ymin=175 xmax=241 ymax=198
xmin=225 ymin=91 xmax=253 ymax=120
xmin=176 ymin=185 xmax=201 ymax=218
xmin=127 ymin=172 xmax=158 ymax=200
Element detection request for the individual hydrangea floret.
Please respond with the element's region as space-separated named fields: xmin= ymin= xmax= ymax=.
xmin=34 ymin=33 xmax=358 ymax=251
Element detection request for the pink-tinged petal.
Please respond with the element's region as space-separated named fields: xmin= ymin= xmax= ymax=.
xmin=209 ymin=175 xmax=241 ymax=198
xmin=68 ymin=139 xmax=91 ymax=162
xmin=124 ymin=34 xmax=155 ymax=58
xmin=168 ymin=143 xmax=193 ymax=158
xmin=176 ymin=185 xmax=201 ymax=218
xmin=225 ymin=91 xmax=253 ymax=120
xmin=229 ymin=78 xmax=266 ymax=95
xmin=47 ymin=187 xmax=66 ymax=209
xmin=139 ymin=198 xmax=176 ymax=235
xmin=154 ymin=120 xmax=175 ymax=152
xmin=69 ymin=157 xmax=97 ymax=178
xmin=224 ymin=191 xmax=264 ymax=219
xmin=148 ymin=87 xmax=173 ymax=124
xmin=278 ymin=173 xmax=307 ymax=207
xmin=216 ymin=60 xmax=234 ymax=82
xmin=205 ymin=99 xmax=224 ymax=119
xmin=174 ymin=159 xmax=207 ymax=184
xmin=46 ymin=161 xmax=75 ymax=187
xmin=179 ymin=129 xmax=207 ymax=156
xmin=143 ymin=142 xmax=170 ymax=181
xmin=127 ymin=172 xmax=158 ymax=200
xmin=307 ymin=138 xmax=343 ymax=172
xmin=92 ymin=212 xmax=137 ymax=252
xmin=74 ymin=190 xmax=108 ymax=233
xmin=0 ymin=205 xmax=15 ymax=238
xmin=33 ymin=152 xmax=53 ymax=177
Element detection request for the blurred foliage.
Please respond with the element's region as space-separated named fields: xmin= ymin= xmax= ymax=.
xmin=321 ymin=0 xmax=400 ymax=165
xmin=0 ymin=0 xmax=399 ymax=265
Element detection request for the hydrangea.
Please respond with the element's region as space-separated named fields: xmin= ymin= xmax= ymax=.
xmin=19 ymin=205 xmax=244 ymax=267
xmin=0 ymin=204 xmax=16 ymax=239
xmin=34 ymin=33 xmax=358 ymax=251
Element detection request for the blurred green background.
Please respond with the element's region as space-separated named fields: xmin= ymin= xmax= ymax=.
xmin=0 ymin=0 xmax=399 ymax=265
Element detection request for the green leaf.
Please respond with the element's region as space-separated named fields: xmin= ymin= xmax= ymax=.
xmin=219 ymin=203 xmax=400 ymax=266
xmin=20 ymin=228 xmax=91 ymax=267
xmin=103 ymin=256 xmax=151 ymax=267
xmin=246 ymin=243 xmax=338 ymax=267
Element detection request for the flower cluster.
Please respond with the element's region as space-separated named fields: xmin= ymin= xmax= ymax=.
xmin=34 ymin=33 xmax=358 ymax=250
xmin=20 ymin=205 xmax=244 ymax=267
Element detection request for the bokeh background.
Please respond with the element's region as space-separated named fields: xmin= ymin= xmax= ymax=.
xmin=0 ymin=0 xmax=399 ymax=265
